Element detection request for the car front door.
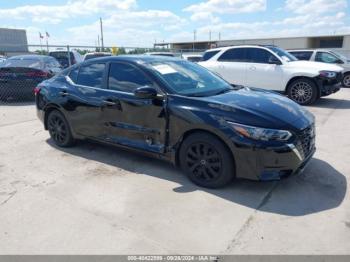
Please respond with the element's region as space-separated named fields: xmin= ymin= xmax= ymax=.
xmin=215 ymin=48 xmax=247 ymax=86
xmin=99 ymin=61 xmax=167 ymax=153
xmin=244 ymin=48 xmax=283 ymax=91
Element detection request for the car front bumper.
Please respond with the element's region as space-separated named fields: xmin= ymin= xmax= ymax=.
xmin=316 ymin=75 xmax=342 ymax=97
xmin=233 ymin=141 xmax=316 ymax=181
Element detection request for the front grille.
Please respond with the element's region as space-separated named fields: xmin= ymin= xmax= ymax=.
xmin=296 ymin=124 xmax=316 ymax=159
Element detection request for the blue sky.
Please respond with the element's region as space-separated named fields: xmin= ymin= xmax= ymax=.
xmin=0 ymin=0 xmax=349 ymax=47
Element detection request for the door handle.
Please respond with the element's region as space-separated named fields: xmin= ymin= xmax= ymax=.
xmin=249 ymin=66 xmax=256 ymax=71
xmin=103 ymin=100 xmax=116 ymax=106
xmin=59 ymin=91 xmax=68 ymax=97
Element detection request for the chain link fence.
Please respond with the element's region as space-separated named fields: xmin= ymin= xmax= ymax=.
xmin=0 ymin=44 xmax=206 ymax=104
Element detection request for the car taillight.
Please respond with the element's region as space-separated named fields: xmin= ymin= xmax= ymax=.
xmin=26 ymin=71 xmax=49 ymax=78
xmin=34 ymin=86 xmax=41 ymax=95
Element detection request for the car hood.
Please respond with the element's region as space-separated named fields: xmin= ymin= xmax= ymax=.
xmin=287 ymin=60 xmax=343 ymax=72
xmin=199 ymin=87 xmax=314 ymax=130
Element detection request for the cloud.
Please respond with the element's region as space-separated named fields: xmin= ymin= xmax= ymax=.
xmin=0 ymin=0 xmax=137 ymax=24
xmin=184 ymin=0 xmax=266 ymax=14
xmin=285 ymin=0 xmax=347 ymax=14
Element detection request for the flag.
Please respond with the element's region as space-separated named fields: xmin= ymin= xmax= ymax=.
xmin=39 ymin=32 xmax=44 ymax=39
xmin=46 ymin=32 xmax=50 ymax=38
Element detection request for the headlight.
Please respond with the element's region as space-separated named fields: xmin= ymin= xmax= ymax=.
xmin=319 ymin=71 xmax=337 ymax=78
xmin=228 ymin=122 xmax=292 ymax=142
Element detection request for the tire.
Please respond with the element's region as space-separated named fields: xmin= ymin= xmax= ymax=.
xmin=342 ymin=73 xmax=350 ymax=88
xmin=47 ymin=110 xmax=76 ymax=147
xmin=287 ymin=78 xmax=318 ymax=105
xmin=179 ymin=132 xmax=235 ymax=188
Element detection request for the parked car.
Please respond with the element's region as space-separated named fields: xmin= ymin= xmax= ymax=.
xmin=289 ymin=49 xmax=350 ymax=88
xmin=199 ymin=45 xmax=343 ymax=105
xmin=49 ymin=50 xmax=83 ymax=68
xmin=144 ymin=52 xmax=175 ymax=57
xmin=83 ymin=52 xmax=112 ymax=61
xmin=35 ymin=56 xmax=316 ymax=188
xmin=182 ymin=54 xmax=202 ymax=62
xmin=0 ymin=55 xmax=61 ymax=101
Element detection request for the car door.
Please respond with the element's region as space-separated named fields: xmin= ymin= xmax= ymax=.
xmin=62 ymin=62 xmax=112 ymax=139
xmin=245 ymin=48 xmax=283 ymax=91
xmin=99 ymin=61 xmax=167 ymax=153
xmin=215 ymin=48 xmax=247 ymax=86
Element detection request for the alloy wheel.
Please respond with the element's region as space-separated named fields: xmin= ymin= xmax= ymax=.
xmin=48 ymin=115 xmax=68 ymax=144
xmin=185 ymin=142 xmax=222 ymax=182
xmin=344 ymin=75 xmax=350 ymax=87
xmin=290 ymin=81 xmax=313 ymax=104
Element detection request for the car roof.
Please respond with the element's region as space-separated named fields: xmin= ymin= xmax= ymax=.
xmin=82 ymin=55 xmax=180 ymax=64
xmin=8 ymin=54 xmax=53 ymax=60
xmin=205 ymin=45 xmax=274 ymax=53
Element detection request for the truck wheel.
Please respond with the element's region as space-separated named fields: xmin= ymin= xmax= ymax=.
xmin=179 ymin=132 xmax=235 ymax=188
xmin=342 ymin=73 xmax=350 ymax=88
xmin=287 ymin=78 xmax=318 ymax=105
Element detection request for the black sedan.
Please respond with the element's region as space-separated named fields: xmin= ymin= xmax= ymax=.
xmin=35 ymin=56 xmax=316 ymax=188
xmin=0 ymin=55 xmax=61 ymax=101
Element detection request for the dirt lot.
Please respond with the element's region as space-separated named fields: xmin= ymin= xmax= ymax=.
xmin=0 ymin=89 xmax=349 ymax=254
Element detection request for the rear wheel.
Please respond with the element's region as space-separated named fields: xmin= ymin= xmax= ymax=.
xmin=342 ymin=73 xmax=350 ymax=88
xmin=287 ymin=78 xmax=318 ymax=105
xmin=47 ymin=110 xmax=75 ymax=147
xmin=179 ymin=132 xmax=235 ymax=188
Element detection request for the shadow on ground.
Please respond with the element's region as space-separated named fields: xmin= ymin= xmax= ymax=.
xmin=47 ymin=139 xmax=347 ymax=217
xmin=309 ymin=96 xmax=350 ymax=109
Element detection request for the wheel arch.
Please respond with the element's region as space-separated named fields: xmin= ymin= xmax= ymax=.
xmin=43 ymin=104 xmax=63 ymax=130
xmin=285 ymin=76 xmax=320 ymax=97
xmin=174 ymin=128 xmax=236 ymax=170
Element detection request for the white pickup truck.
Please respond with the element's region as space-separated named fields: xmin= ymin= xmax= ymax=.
xmin=288 ymin=49 xmax=350 ymax=88
xmin=199 ymin=45 xmax=344 ymax=105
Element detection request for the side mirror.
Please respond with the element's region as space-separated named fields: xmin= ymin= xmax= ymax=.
xmin=268 ymin=56 xmax=281 ymax=65
xmin=134 ymin=86 xmax=158 ymax=99
xmin=336 ymin=59 xmax=344 ymax=64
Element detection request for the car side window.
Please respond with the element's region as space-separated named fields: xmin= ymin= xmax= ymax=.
xmin=315 ymin=52 xmax=339 ymax=63
xmin=246 ymin=48 xmax=276 ymax=64
xmin=68 ymin=66 xmax=79 ymax=83
xmin=290 ymin=51 xmax=313 ymax=61
xmin=218 ymin=48 xmax=246 ymax=62
xmin=77 ymin=63 xmax=106 ymax=88
xmin=108 ymin=63 xmax=153 ymax=93
xmin=202 ymin=50 xmax=220 ymax=61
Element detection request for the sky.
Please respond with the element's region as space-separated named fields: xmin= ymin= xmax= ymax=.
xmin=0 ymin=0 xmax=349 ymax=47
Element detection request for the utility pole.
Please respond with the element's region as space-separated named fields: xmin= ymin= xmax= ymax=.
xmin=193 ymin=30 xmax=196 ymax=51
xmin=209 ymin=30 xmax=212 ymax=41
xmin=97 ymin=35 xmax=100 ymax=51
xmin=219 ymin=32 xmax=221 ymax=41
xmin=100 ymin=17 xmax=104 ymax=52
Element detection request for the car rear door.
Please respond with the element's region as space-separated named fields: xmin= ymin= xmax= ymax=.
xmin=62 ymin=62 xmax=113 ymax=139
xmin=245 ymin=48 xmax=283 ymax=91
xmin=214 ymin=48 xmax=247 ymax=86
xmin=98 ymin=61 xmax=167 ymax=153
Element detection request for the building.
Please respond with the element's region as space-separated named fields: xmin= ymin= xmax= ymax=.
xmin=157 ymin=34 xmax=350 ymax=57
xmin=0 ymin=28 xmax=28 ymax=56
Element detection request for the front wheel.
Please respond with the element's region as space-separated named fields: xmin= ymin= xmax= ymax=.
xmin=287 ymin=78 xmax=318 ymax=105
xmin=342 ymin=73 xmax=350 ymax=88
xmin=47 ymin=110 xmax=76 ymax=147
xmin=179 ymin=132 xmax=235 ymax=188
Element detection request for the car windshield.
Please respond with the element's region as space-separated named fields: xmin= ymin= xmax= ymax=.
xmin=329 ymin=50 xmax=348 ymax=61
xmin=0 ymin=58 xmax=43 ymax=69
xmin=147 ymin=60 xmax=233 ymax=96
xmin=267 ymin=46 xmax=298 ymax=62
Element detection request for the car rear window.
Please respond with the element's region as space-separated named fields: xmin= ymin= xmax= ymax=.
xmin=1 ymin=59 xmax=43 ymax=69
xmin=202 ymin=50 xmax=220 ymax=61
xmin=289 ymin=51 xmax=313 ymax=61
